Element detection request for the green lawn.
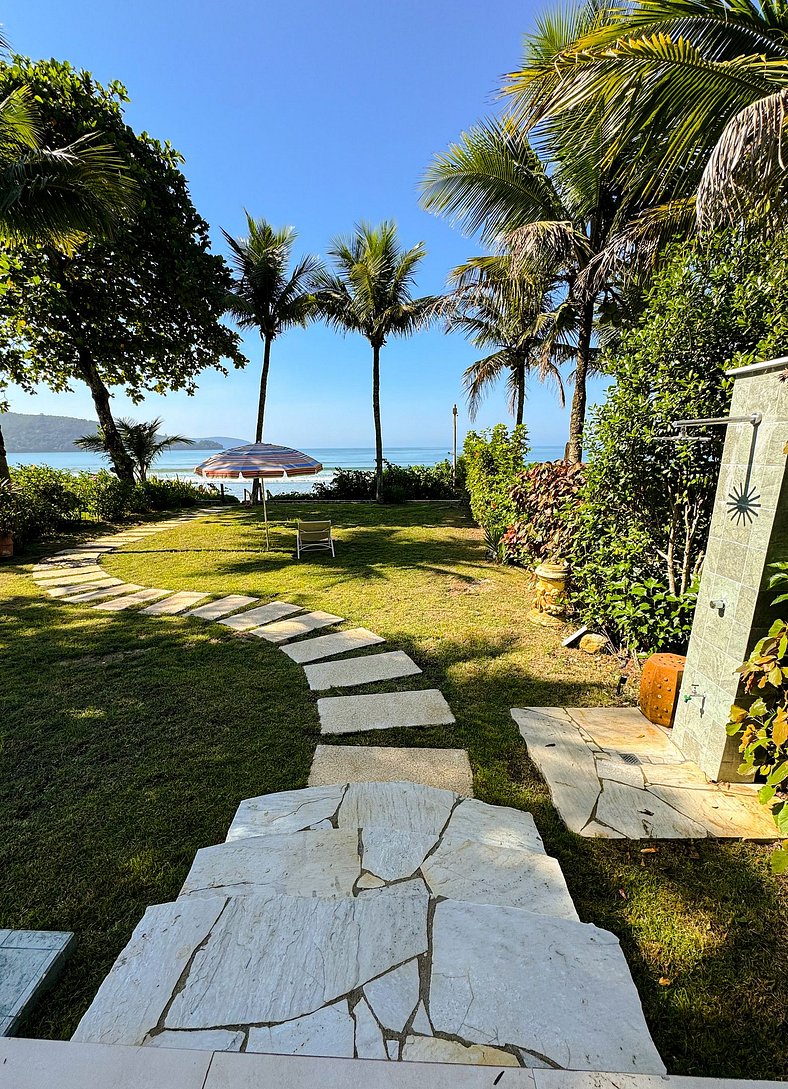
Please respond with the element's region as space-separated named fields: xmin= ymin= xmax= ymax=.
xmin=1 ymin=501 xmax=786 ymax=1077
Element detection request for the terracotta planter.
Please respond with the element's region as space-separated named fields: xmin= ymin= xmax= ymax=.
xmin=0 ymin=531 xmax=13 ymax=559
xmin=529 ymin=559 xmax=569 ymax=627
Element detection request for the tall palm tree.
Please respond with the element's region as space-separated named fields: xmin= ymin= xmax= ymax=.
xmin=75 ymin=418 xmax=193 ymax=483
xmin=222 ymin=214 xmax=322 ymax=501
xmin=504 ymin=0 xmax=788 ymax=227
xmin=442 ymin=262 xmax=568 ymax=424
xmin=312 ymin=222 xmax=438 ymax=500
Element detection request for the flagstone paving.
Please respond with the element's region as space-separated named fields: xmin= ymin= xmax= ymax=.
xmin=72 ymin=780 xmax=665 ymax=1073
xmin=318 ymin=690 xmax=455 ymax=735
xmin=0 ymin=930 xmax=74 ymax=1037
xmin=303 ymin=650 xmax=421 ymax=690
xmin=283 ymin=627 xmax=385 ymax=664
xmin=183 ymin=595 xmax=258 ymax=620
xmin=513 ymin=707 xmax=779 ymax=839
xmin=308 ymin=744 xmax=474 ymax=794
xmin=252 ymin=610 xmax=345 ymax=643
xmin=218 ymin=600 xmax=302 ymax=631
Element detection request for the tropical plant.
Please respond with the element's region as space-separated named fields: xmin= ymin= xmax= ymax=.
xmin=75 ymin=418 xmax=193 ymax=483
xmin=0 ymin=58 xmax=244 ymax=484
xmin=222 ymin=214 xmax=323 ymax=452
xmin=312 ymin=221 xmax=437 ymax=500
xmin=441 ymin=259 xmax=568 ymax=425
xmin=503 ymin=459 xmax=585 ymax=565
xmin=504 ymin=0 xmax=788 ymax=228
xmin=463 ymin=423 xmax=530 ymax=547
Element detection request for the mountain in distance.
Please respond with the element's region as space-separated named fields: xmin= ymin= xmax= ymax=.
xmin=201 ymin=436 xmax=252 ymax=449
xmin=2 ymin=412 xmax=223 ymax=452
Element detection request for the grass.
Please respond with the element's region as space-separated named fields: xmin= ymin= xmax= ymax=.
xmin=1 ymin=501 xmax=786 ymax=1076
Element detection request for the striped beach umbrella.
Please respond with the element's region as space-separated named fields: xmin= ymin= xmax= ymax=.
xmin=195 ymin=443 xmax=323 ymax=548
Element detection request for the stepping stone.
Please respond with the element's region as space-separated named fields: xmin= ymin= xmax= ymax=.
xmin=219 ymin=601 xmax=302 ymax=632
xmin=304 ymin=650 xmax=420 ymax=689
xmin=34 ymin=568 xmax=107 ymax=586
xmin=318 ymin=690 xmax=455 ymax=735
xmin=308 ymin=745 xmax=473 ymax=796
xmin=284 ymin=628 xmax=385 ymax=665
xmin=179 ymin=829 xmax=361 ymax=900
xmin=338 ymin=781 xmax=457 ymax=837
xmin=182 ymin=595 xmax=257 ymax=620
xmin=0 ymin=930 xmax=74 ymax=1037
xmin=252 ymin=611 xmax=344 ymax=643
xmin=92 ymin=589 xmax=172 ymax=612
xmin=141 ymin=592 xmax=211 ymax=616
xmin=46 ymin=578 xmax=124 ymax=598
xmin=60 ymin=583 xmax=145 ymax=604
xmin=444 ymin=798 xmax=545 ymax=854
xmin=428 ymin=900 xmax=666 ymax=1073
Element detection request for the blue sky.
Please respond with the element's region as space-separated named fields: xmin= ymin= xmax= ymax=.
xmin=6 ymin=1 xmax=608 ymax=450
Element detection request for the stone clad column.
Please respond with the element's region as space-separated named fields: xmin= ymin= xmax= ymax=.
xmin=673 ymin=356 xmax=788 ymax=780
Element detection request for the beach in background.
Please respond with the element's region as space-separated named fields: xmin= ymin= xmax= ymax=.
xmin=8 ymin=445 xmax=566 ymax=498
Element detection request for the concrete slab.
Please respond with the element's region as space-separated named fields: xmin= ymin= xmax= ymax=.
xmin=183 ymin=595 xmax=258 ymax=620
xmin=304 ymin=650 xmax=419 ymax=689
xmin=60 ymin=583 xmax=145 ymax=604
xmin=141 ymin=592 xmax=211 ymax=616
xmin=219 ymin=601 xmax=302 ymax=631
xmin=0 ymin=1038 xmax=213 ymax=1089
xmin=252 ymin=611 xmax=345 ymax=643
xmin=47 ymin=578 xmax=124 ymax=598
xmin=34 ymin=568 xmax=106 ymax=585
xmin=308 ymin=745 xmax=473 ymax=795
xmin=318 ymin=690 xmax=455 ymax=735
xmin=92 ymin=589 xmax=172 ymax=612
xmin=283 ymin=628 xmax=384 ymax=664
xmin=0 ymin=930 xmax=73 ymax=1036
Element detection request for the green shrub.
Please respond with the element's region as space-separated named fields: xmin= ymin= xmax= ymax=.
xmin=463 ymin=424 xmax=529 ymax=546
xmin=70 ymin=471 xmax=134 ymax=522
xmin=503 ymin=460 xmax=584 ymax=566
xmin=310 ymin=460 xmax=463 ymax=502
xmin=570 ymin=227 xmax=788 ymax=653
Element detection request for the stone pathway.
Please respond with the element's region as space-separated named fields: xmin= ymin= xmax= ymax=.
xmin=0 ymin=930 xmax=74 ymax=1037
xmin=308 ymin=745 xmax=473 ymax=794
xmin=513 ymin=707 xmax=778 ymax=839
xmin=72 ymin=780 xmax=665 ymax=1073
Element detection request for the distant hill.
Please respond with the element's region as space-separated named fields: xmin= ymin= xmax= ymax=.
xmin=202 ymin=435 xmax=251 ymax=448
xmin=2 ymin=412 xmax=222 ymax=452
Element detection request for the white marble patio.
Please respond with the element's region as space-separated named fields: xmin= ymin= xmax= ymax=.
xmin=73 ymin=781 xmax=664 ymax=1074
xmin=513 ymin=707 xmax=778 ymax=840
xmin=318 ymin=690 xmax=455 ymax=735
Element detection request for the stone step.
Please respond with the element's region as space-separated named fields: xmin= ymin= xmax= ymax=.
xmin=227 ymin=782 xmax=546 ymax=855
xmin=219 ymin=601 xmax=302 ymax=631
xmin=92 ymin=589 xmax=172 ymax=611
xmin=183 ymin=595 xmax=258 ymax=620
xmin=178 ymin=826 xmax=576 ymax=919
xmin=252 ymin=610 xmax=345 ymax=643
xmin=318 ymin=690 xmax=455 ymax=735
xmin=72 ymin=887 xmax=664 ymax=1073
xmin=61 ymin=582 xmax=145 ymax=604
xmin=34 ymin=568 xmax=107 ymax=586
xmin=308 ymin=744 xmax=474 ymax=795
xmin=141 ymin=592 xmax=211 ymax=616
xmin=282 ymin=628 xmax=385 ymax=664
xmin=47 ymin=578 xmax=124 ymax=598
xmin=304 ymin=650 xmax=419 ymax=690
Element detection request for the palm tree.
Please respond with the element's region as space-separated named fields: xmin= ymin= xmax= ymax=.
xmin=442 ymin=262 xmax=568 ymax=424
xmin=223 ymin=214 xmax=322 ymax=424
xmin=504 ymin=0 xmax=788 ymax=227
xmin=75 ymin=418 xmax=193 ymax=483
xmin=312 ymin=221 xmax=438 ymax=500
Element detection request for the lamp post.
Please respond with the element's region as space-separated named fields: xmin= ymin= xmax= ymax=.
xmin=452 ymin=404 xmax=458 ymax=487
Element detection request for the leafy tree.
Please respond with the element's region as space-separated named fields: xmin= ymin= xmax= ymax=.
xmin=463 ymin=423 xmax=530 ymax=555
xmin=570 ymin=227 xmax=788 ymax=653
xmin=506 ymin=0 xmax=788 ymax=228
xmin=312 ymin=221 xmax=437 ymax=500
xmin=0 ymin=57 xmax=244 ymax=483
xmin=75 ymin=417 xmax=193 ymax=483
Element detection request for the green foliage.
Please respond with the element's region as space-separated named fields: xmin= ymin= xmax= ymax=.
xmin=310 ymin=460 xmax=463 ymax=502
xmin=75 ymin=417 xmax=194 ymax=483
xmin=463 ymin=424 xmax=529 ymax=547
xmin=728 ymin=566 xmax=788 ymax=872
xmin=569 ymin=227 xmax=788 ymax=653
xmin=503 ymin=460 xmax=584 ymax=565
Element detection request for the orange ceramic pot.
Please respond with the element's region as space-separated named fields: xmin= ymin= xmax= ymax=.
xmin=639 ymin=652 xmax=687 ymax=728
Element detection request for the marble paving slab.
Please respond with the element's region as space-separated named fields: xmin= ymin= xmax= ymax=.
xmin=219 ymin=601 xmax=302 ymax=631
xmin=0 ymin=930 xmax=74 ymax=1036
xmin=92 ymin=589 xmax=172 ymax=612
xmin=227 ymin=784 xmax=348 ymax=841
xmin=308 ymin=744 xmax=473 ymax=795
xmin=429 ymin=900 xmax=665 ymax=1073
xmin=183 ymin=595 xmax=258 ymax=620
xmin=318 ymin=690 xmax=455 ymax=735
xmin=47 ymin=578 xmax=123 ymax=598
xmin=303 ymin=650 xmax=420 ymax=689
xmin=513 ymin=707 xmax=779 ymax=840
xmin=283 ymin=628 xmax=385 ymax=664
xmin=141 ymin=592 xmax=211 ymax=616
xmin=252 ymin=611 xmax=345 ymax=643
xmin=61 ymin=583 xmax=145 ymax=603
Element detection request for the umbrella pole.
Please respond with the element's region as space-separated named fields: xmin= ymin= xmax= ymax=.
xmin=262 ymin=482 xmax=270 ymax=550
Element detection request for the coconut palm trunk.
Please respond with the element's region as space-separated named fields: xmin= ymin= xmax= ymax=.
xmin=372 ymin=343 xmax=384 ymax=501
xmin=567 ymin=299 xmax=595 ymax=463
xmin=514 ymin=361 xmax=526 ymax=426
xmin=251 ymin=334 xmax=274 ymax=504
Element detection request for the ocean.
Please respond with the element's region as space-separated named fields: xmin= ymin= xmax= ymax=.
xmin=8 ymin=445 xmax=567 ymax=499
